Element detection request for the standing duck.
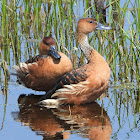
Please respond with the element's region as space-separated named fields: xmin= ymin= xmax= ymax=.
xmin=40 ymin=18 xmax=112 ymax=106
xmin=14 ymin=36 xmax=73 ymax=91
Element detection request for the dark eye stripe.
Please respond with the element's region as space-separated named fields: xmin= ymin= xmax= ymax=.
xmin=43 ymin=40 xmax=49 ymax=46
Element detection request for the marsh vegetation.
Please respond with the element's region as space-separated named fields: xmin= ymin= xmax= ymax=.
xmin=0 ymin=0 xmax=139 ymax=139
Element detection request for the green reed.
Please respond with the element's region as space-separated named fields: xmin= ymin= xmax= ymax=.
xmin=0 ymin=0 xmax=139 ymax=81
xmin=98 ymin=1 xmax=140 ymax=131
xmin=136 ymin=0 xmax=140 ymax=34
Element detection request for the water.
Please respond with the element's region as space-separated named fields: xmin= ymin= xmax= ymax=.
xmin=0 ymin=81 xmax=139 ymax=139
xmin=0 ymin=0 xmax=140 ymax=140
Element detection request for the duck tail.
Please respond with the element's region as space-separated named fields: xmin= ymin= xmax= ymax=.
xmin=12 ymin=63 xmax=30 ymax=85
xmin=12 ymin=63 xmax=29 ymax=79
xmin=13 ymin=63 xmax=29 ymax=75
xmin=12 ymin=65 xmax=20 ymax=74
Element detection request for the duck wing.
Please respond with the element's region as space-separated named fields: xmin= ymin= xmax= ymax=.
xmin=25 ymin=55 xmax=45 ymax=64
xmin=41 ymin=68 xmax=88 ymax=99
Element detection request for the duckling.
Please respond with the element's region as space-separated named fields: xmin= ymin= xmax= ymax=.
xmin=14 ymin=36 xmax=73 ymax=91
xmin=40 ymin=18 xmax=112 ymax=105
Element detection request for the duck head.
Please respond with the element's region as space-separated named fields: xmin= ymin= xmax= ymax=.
xmin=39 ymin=36 xmax=61 ymax=59
xmin=77 ymin=18 xmax=112 ymax=34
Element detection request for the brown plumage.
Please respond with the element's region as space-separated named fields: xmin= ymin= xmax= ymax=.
xmin=40 ymin=18 xmax=112 ymax=106
xmin=13 ymin=36 xmax=73 ymax=91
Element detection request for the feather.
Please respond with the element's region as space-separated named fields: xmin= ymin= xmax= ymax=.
xmin=51 ymin=81 xmax=89 ymax=98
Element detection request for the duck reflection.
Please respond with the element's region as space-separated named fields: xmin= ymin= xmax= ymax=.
xmin=11 ymin=94 xmax=112 ymax=140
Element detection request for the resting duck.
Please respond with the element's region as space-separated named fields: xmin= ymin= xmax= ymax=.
xmin=40 ymin=18 xmax=112 ymax=106
xmin=14 ymin=37 xmax=73 ymax=91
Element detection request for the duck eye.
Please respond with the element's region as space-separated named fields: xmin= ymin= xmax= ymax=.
xmin=89 ymin=20 xmax=93 ymax=23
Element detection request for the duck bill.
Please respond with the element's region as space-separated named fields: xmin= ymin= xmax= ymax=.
xmin=96 ymin=22 xmax=112 ymax=30
xmin=49 ymin=45 xmax=61 ymax=59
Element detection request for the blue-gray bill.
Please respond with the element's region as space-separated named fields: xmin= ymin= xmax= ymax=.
xmin=49 ymin=45 xmax=61 ymax=59
xmin=96 ymin=22 xmax=112 ymax=30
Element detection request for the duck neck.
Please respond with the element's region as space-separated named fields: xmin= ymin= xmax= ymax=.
xmin=77 ymin=32 xmax=95 ymax=62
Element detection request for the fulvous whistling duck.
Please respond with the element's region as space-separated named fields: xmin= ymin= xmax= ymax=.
xmin=40 ymin=18 xmax=112 ymax=106
xmin=14 ymin=37 xmax=73 ymax=91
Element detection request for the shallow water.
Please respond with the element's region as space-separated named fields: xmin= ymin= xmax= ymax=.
xmin=0 ymin=0 xmax=140 ymax=140
xmin=0 ymin=78 xmax=139 ymax=140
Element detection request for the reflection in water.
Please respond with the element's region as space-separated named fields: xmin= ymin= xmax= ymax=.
xmin=11 ymin=94 xmax=112 ymax=140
